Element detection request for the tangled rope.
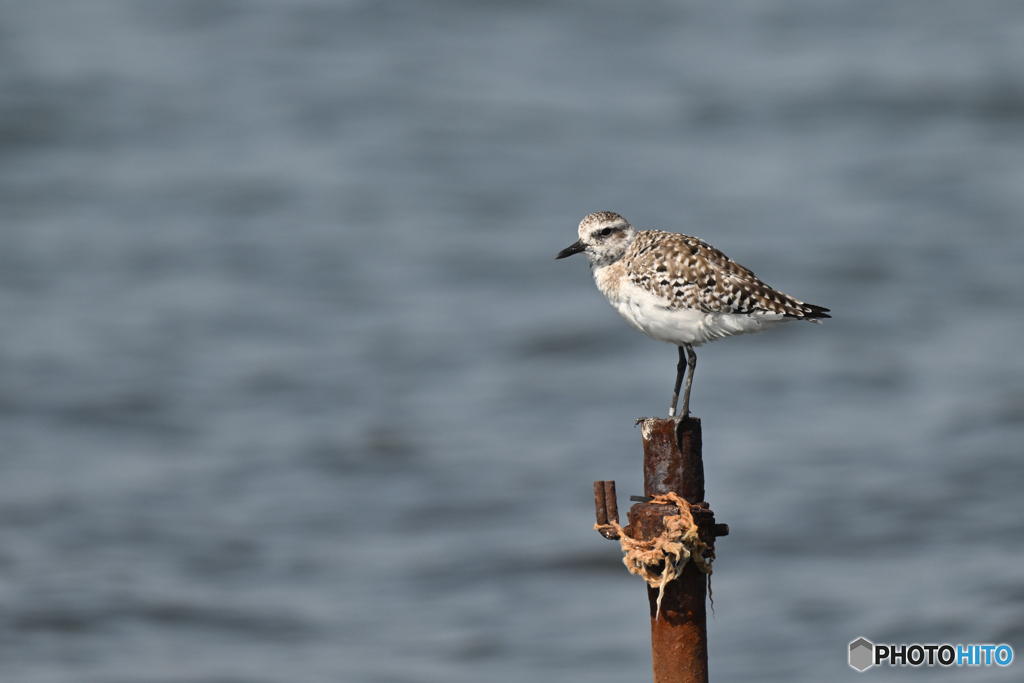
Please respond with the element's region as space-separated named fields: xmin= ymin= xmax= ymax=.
xmin=594 ymin=492 xmax=713 ymax=618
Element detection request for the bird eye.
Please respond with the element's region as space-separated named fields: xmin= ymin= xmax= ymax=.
xmin=600 ymin=227 xmax=613 ymax=236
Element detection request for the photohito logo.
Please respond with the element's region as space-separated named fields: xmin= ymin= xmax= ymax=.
xmin=849 ymin=637 xmax=1013 ymax=672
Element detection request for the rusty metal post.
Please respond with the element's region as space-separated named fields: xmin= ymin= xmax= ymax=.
xmin=642 ymin=417 xmax=703 ymax=503
xmin=595 ymin=417 xmax=727 ymax=683
xmin=637 ymin=417 xmax=711 ymax=683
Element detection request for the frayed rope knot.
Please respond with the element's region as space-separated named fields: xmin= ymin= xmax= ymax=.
xmin=593 ymin=492 xmax=714 ymax=619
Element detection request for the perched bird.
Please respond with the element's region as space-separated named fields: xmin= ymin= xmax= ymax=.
xmin=556 ymin=211 xmax=829 ymax=418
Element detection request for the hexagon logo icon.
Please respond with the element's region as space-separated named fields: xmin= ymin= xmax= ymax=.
xmin=849 ymin=638 xmax=874 ymax=671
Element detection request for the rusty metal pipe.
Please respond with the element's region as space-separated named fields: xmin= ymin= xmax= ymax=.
xmin=594 ymin=481 xmax=620 ymax=540
xmin=594 ymin=417 xmax=723 ymax=682
xmin=649 ymin=562 xmax=708 ymax=683
xmin=633 ymin=416 xmax=713 ymax=683
xmin=604 ymin=480 xmax=619 ymax=524
xmin=594 ymin=481 xmax=608 ymax=526
xmin=642 ymin=417 xmax=703 ymax=503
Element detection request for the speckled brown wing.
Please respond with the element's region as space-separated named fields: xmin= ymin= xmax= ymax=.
xmin=625 ymin=231 xmax=708 ymax=310
xmin=626 ymin=230 xmax=829 ymax=319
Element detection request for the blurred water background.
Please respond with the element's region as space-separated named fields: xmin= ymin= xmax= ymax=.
xmin=1 ymin=1 xmax=1023 ymax=681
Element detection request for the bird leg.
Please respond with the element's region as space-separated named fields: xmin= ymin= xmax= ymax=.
xmin=680 ymin=343 xmax=696 ymax=418
xmin=668 ymin=345 xmax=687 ymax=417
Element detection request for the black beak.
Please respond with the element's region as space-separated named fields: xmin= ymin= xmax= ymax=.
xmin=555 ymin=239 xmax=586 ymax=260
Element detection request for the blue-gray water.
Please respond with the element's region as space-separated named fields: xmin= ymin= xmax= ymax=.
xmin=1 ymin=2 xmax=1022 ymax=682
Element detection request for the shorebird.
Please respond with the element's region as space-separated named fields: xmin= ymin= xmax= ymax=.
xmin=556 ymin=211 xmax=829 ymax=418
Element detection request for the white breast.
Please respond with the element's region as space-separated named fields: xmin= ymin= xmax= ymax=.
xmin=594 ymin=268 xmax=788 ymax=347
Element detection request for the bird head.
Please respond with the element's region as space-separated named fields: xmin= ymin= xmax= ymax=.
xmin=555 ymin=212 xmax=636 ymax=267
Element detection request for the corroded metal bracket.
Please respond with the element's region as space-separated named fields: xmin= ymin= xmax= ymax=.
xmin=593 ymin=480 xmax=620 ymax=540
